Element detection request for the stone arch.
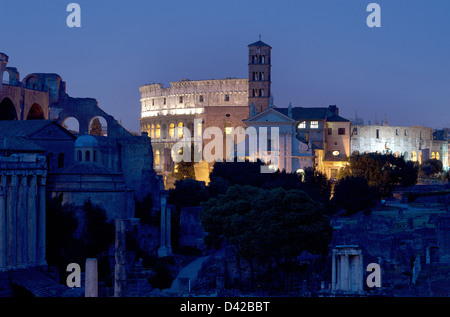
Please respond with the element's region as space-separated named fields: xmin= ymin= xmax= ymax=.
xmin=23 ymin=75 xmax=40 ymax=90
xmin=154 ymin=150 xmax=160 ymax=167
xmin=161 ymin=123 xmax=167 ymax=139
xmin=169 ymin=123 xmax=175 ymax=139
xmin=89 ymin=116 xmax=107 ymax=136
xmin=62 ymin=117 xmax=80 ymax=134
xmin=187 ymin=122 xmax=194 ymax=136
xmin=26 ymin=103 xmax=45 ymax=120
xmin=177 ymin=122 xmax=184 ymax=139
xmin=155 ymin=124 xmax=161 ymax=139
xmin=404 ymin=151 xmax=409 ymax=161
xmin=0 ymin=97 xmax=18 ymax=120
xmin=2 ymin=70 xmax=9 ymax=84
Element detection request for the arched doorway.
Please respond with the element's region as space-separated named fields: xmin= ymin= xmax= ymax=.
xmin=89 ymin=116 xmax=107 ymax=136
xmin=26 ymin=103 xmax=45 ymax=120
xmin=0 ymin=98 xmax=17 ymax=120
xmin=62 ymin=117 xmax=80 ymax=134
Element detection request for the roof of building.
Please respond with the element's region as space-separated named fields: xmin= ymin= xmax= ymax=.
xmin=274 ymin=106 xmax=350 ymax=122
xmin=0 ymin=120 xmax=55 ymax=137
xmin=248 ymin=40 xmax=271 ymax=48
xmin=74 ymin=134 xmax=99 ymax=148
xmin=56 ymin=162 xmax=119 ymax=175
xmin=0 ymin=137 xmax=45 ymax=152
xmin=326 ymin=114 xmax=351 ymax=122
xmin=275 ymin=107 xmax=329 ymax=120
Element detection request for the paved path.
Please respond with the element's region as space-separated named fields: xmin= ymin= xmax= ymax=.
xmin=167 ymin=249 xmax=224 ymax=294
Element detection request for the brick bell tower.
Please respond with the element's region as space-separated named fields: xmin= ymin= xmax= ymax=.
xmin=248 ymin=37 xmax=272 ymax=113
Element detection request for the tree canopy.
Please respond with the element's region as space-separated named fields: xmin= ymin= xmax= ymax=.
xmin=338 ymin=153 xmax=418 ymax=197
xmin=200 ymin=184 xmax=332 ymax=286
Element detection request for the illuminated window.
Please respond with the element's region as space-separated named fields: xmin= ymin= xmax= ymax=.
xmin=151 ymin=124 xmax=155 ymax=138
xmin=177 ymin=122 xmax=184 ymax=139
xmin=436 ymin=152 xmax=440 ymax=160
xmin=155 ymin=124 xmax=161 ymax=139
xmin=431 ymin=152 xmax=436 ymax=159
xmin=224 ymin=121 xmax=232 ymax=135
xmin=197 ymin=122 xmax=202 ymax=137
xmin=169 ymin=123 xmax=175 ymax=138
xmin=411 ymin=151 xmax=417 ymax=162
xmin=310 ymin=121 xmax=319 ymax=129
xmin=155 ymin=150 xmax=160 ymax=166
xmin=298 ymin=121 xmax=306 ymax=129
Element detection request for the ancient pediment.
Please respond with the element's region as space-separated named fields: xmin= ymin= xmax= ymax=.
xmin=244 ymin=108 xmax=295 ymax=124
xmin=29 ymin=121 xmax=77 ymax=140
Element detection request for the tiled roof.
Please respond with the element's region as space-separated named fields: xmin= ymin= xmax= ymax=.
xmin=276 ymin=107 xmax=329 ymax=120
xmin=326 ymin=114 xmax=351 ymax=122
xmin=0 ymin=137 xmax=45 ymax=152
xmin=0 ymin=120 xmax=54 ymax=137
xmin=248 ymin=40 xmax=271 ymax=47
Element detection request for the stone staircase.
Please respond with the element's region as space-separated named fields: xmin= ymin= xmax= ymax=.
xmin=7 ymin=268 xmax=70 ymax=297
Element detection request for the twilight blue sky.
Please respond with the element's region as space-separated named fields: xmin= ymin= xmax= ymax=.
xmin=1 ymin=0 xmax=449 ymax=133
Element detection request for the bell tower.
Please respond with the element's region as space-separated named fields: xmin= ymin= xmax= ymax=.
xmin=248 ymin=37 xmax=271 ymax=113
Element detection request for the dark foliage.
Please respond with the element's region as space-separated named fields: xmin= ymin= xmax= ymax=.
xmin=332 ymin=176 xmax=377 ymax=215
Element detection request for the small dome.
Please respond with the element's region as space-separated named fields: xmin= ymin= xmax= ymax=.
xmin=74 ymin=134 xmax=99 ymax=148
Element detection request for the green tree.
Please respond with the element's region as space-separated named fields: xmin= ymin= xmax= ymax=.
xmin=332 ymin=176 xmax=376 ymax=215
xmin=173 ymin=144 xmax=200 ymax=181
xmin=46 ymin=194 xmax=80 ymax=266
xmin=400 ymin=161 xmax=419 ymax=187
xmin=420 ymin=159 xmax=443 ymax=177
xmin=200 ymin=185 xmax=332 ymax=290
xmin=82 ymin=199 xmax=115 ymax=258
xmin=90 ymin=118 xmax=103 ymax=136
xmin=345 ymin=153 xmax=417 ymax=198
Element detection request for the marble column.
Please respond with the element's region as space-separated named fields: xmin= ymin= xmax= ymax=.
xmin=17 ymin=175 xmax=28 ymax=267
xmin=85 ymin=258 xmax=98 ymax=297
xmin=27 ymin=175 xmax=37 ymax=265
xmin=0 ymin=176 xmax=6 ymax=269
xmin=286 ymin=133 xmax=292 ymax=173
xmin=114 ymin=219 xmax=127 ymax=297
xmin=158 ymin=193 xmax=172 ymax=257
xmin=331 ymin=250 xmax=336 ymax=290
xmin=36 ymin=176 xmax=46 ymax=266
xmin=279 ymin=133 xmax=286 ymax=172
xmin=6 ymin=174 xmax=18 ymax=268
